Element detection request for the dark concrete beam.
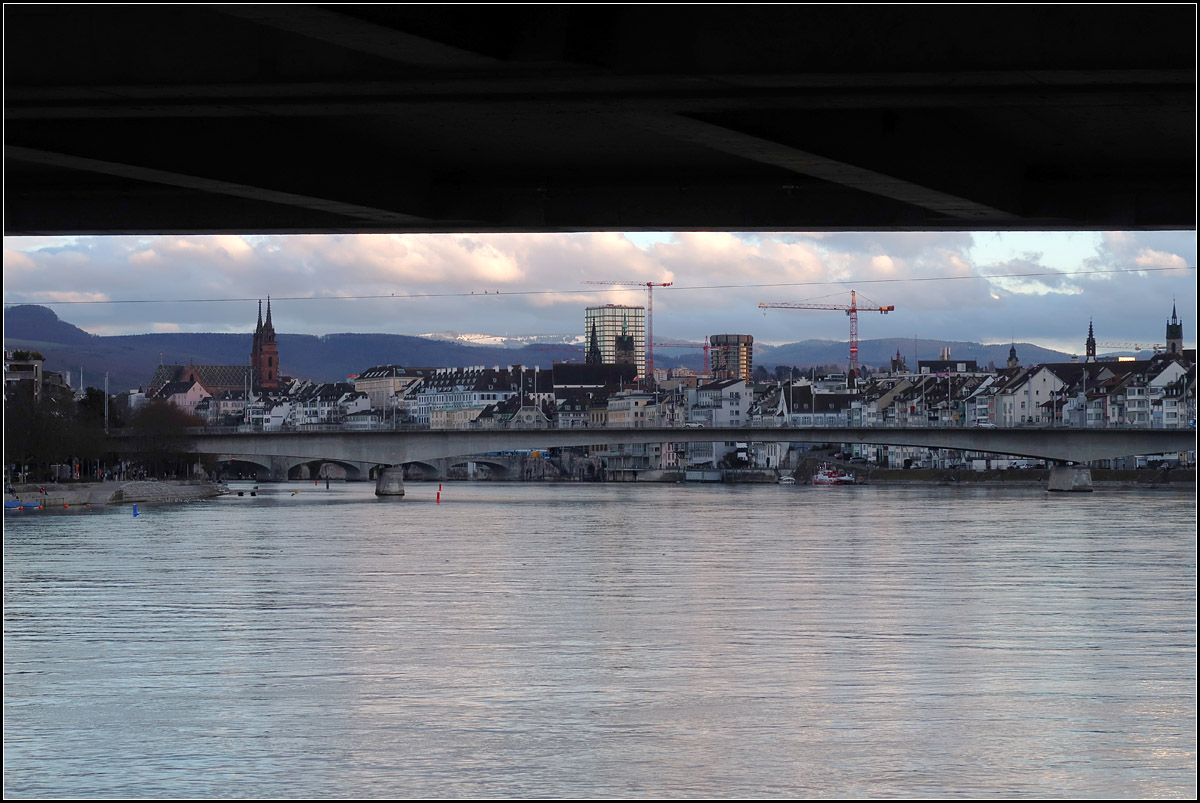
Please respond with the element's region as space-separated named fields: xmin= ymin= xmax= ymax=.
xmin=212 ymin=5 xmax=500 ymax=68
xmin=6 ymin=145 xmax=434 ymax=226
xmin=622 ymin=113 xmax=1019 ymax=221
xmin=7 ymin=70 xmax=1192 ymax=121
xmin=4 ymin=5 xmax=1193 ymax=234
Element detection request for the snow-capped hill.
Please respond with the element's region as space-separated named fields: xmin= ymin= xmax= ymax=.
xmin=418 ymin=331 xmax=584 ymax=348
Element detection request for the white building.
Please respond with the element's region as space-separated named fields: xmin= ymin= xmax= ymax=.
xmin=405 ymin=365 xmax=553 ymax=426
xmin=352 ymin=365 xmax=434 ymax=410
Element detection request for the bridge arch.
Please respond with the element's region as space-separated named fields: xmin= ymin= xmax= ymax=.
xmin=401 ymin=460 xmax=443 ymax=480
xmin=213 ymin=457 xmax=272 ymax=481
xmin=287 ymin=459 xmax=370 ymax=482
xmin=447 ymin=458 xmax=510 ymax=480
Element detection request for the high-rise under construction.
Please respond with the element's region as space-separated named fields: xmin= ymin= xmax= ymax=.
xmin=709 ymin=333 xmax=753 ymax=381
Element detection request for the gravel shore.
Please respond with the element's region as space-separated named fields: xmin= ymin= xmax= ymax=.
xmin=7 ymin=479 xmax=229 ymax=508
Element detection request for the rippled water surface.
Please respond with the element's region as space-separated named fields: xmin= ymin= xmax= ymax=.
xmin=4 ymin=481 xmax=1196 ymax=798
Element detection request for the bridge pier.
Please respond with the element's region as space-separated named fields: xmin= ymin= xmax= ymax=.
xmin=375 ymin=465 xmax=405 ymax=497
xmin=1048 ymin=465 xmax=1093 ymax=492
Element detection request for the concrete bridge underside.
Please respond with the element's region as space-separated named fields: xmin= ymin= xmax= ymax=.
xmin=192 ymin=427 xmax=1196 ymax=471
xmin=213 ymin=455 xmax=374 ymax=483
xmin=5 ymin=6 xmax=1193 ymax=236
xmin=210 ymin=453 xmax=518 ymax=482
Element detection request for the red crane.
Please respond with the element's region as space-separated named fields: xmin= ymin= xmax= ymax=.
xmin=759 ymin=290 xmax=894 ymax=384
xmin=584 ymin=280 xmax=673 ymax=376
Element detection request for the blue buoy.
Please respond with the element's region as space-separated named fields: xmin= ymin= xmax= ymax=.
xmin=132 ymin=504 xmax=138 ymax=517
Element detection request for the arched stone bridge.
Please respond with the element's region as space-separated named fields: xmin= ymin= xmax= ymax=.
xmin=209 ymin=452 xmax=525 ymax=483
xmin=182 ymin=425 xmax=1195 ymax=494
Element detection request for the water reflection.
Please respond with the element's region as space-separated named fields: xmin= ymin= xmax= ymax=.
xmin=4 ymin=483 xmax=1196 ymax=797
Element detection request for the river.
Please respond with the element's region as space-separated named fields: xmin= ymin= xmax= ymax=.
xmin=4 ymin=481 xmax=1195 ymax=798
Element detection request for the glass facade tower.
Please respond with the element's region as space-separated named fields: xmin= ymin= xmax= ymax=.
xmin=584 ymin=305 xmax=646 ymax=378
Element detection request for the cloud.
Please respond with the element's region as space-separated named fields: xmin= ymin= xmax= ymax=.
xmin=1134 ymin=249 xmax=1189 ymax=270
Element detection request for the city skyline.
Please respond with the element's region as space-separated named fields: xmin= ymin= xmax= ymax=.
xmin=3 ymin=230 xmax=1195 ymax=355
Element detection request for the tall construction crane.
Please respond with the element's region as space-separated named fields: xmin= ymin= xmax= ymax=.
xmin=1098 ymin=342 xmax=1164 ymax=354
xmin=652 ymin=337 xmax=711 ymax=374
xmin=759 ymin=290 xmax=894 ymax=384
xmin=584 ymin=280 xmax=673 ymax=376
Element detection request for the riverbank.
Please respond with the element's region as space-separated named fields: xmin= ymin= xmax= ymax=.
xmin=838 ymin=466 xmax=1196 ymax=488
xmin=6 ymin=479 xmax=229 ymax=508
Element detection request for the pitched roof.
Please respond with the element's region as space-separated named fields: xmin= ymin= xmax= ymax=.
xmin=148 ymin=363 xmax=253 ymax=395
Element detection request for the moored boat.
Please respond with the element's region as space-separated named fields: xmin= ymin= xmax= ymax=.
xmin=811 ymin=463 xmax=861 ymax=485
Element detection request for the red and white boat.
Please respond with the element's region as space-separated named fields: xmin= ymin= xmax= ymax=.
xmin=811 ymin=463 xmax=861 ymax=485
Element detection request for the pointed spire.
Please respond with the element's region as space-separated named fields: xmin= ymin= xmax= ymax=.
xmin=1165 ymin=297 xmax=1184 ymax=354
xmin=265 ymin=295 xmax=273 ymax=330
xmin=587 ymin=321 xmax=602 ymax=365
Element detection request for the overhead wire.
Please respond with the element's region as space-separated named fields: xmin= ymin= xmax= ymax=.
xmin=3 ymin=265 xmax=1193 ymax=307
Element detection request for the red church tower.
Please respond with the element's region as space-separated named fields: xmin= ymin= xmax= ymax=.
xmin=251 ymin=297 xmax=281 ymax=392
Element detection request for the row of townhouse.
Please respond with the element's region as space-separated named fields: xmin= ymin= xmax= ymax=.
xmin=399 ymin=365 xmax=556 ymax=427
xmin=974 ymin=355 xmax=1194 ymax=429
xmin=152 ymin=355 xmax=1188 ymax=467
xmin=154 ymin=347 xmax=1192 ymax=441
xmin=187 ymin=380 xmax=374 ymax=430
xmin=337 ymin=354 xmax=1195 ymax=469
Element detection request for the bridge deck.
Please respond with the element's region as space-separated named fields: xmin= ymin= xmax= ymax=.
xmin=178 ymin=426 xmax=1197 ymax=467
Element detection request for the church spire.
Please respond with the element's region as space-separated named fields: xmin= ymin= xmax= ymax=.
xmin=250 ymin=296 xmax=281 ymax=392
xmin=1085 ymin=319 xmax=1096 ymax=363
xmin=1166 ymin=298 xmax=1184 ymax=354
xmin=586 ymin=321 xmax=602 ymax=365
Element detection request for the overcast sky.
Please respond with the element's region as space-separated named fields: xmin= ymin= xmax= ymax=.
xmin=3 ymin=230 xmax=1195 ymax=355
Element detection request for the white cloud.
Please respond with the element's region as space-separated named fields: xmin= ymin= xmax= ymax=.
xmin=1134 ymin=249 xmax=1189 ymax=270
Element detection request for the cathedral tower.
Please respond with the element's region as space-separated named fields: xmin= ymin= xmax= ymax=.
xmin=1085 ymin=319 xmax=1096 ymax=363
xmin=251 ymin=297 xmax=281 ymax=392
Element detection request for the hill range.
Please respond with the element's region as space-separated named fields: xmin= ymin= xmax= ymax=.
xmin=3 ymin=305 xmax=1074 ymax=394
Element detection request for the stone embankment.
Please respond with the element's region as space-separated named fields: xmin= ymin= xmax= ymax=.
xmin=822 ymin=467 xmax=1195 ymax=488
xmin=8 ymin=479 xmax=229 ymax=508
